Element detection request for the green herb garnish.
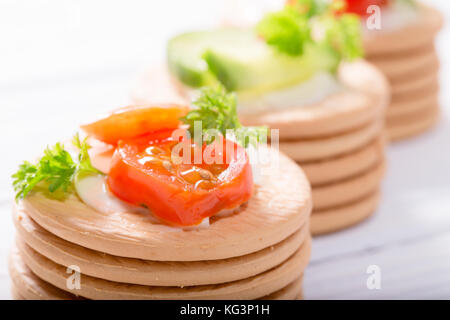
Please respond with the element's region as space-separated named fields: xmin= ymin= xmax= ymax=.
xmin=398 ymin=0 xmax=417 ymax=7
xmin=287 ymin=0 xmax=328 ymax=18
xmin=72 ymin=133 xmax=102 ymax=178
xmin=256 ymin=0 xmax=363 ymax=61
xmin=12 ymin=133 xmax=100 ymax=200
xmin=256 ymin=6 xmax=311 ymax=56
xmin=181 ymin=84 xmax=267 ymax=147
xmin=320 ymin=7 xmax=363 ymax=61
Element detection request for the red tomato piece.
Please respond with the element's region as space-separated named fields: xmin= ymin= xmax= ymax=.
xmin=81 ymin=104 xmax=189 ymax=145
xmin=107 ymin=130 xmax=253 ymax=226
xmin=343 ymin=0 xmax=390 ymax=16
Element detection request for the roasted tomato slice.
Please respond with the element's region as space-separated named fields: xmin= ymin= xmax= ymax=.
xmin=107 ymin=130 xmax=253 ymax=226
xmin=343 ymin=0 xmax=390 ymax=16
xmin=81 ymin=104 xmax=189 ymax=145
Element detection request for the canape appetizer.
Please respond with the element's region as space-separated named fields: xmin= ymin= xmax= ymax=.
xmin=345 ymin=0 xmax=443 ymax=140
xmin=10 ymin=87 xmax=312 ymax=300
xmin=159 ymin=0 xmax=389 ymax=234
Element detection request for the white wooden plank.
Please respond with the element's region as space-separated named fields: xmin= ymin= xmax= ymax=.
xmin=305 ymin=233 xmax=450 ymax=299
xmin=0 ymin=276 xmax=12 ymax=301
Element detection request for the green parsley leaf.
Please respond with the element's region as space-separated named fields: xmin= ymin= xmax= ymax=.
xmin=182 ymin=84 xmax=239 ymax=143
xmin=12 ymin=161 xmax=42 ymax=200
xmin=181 ymin=84 xmax=268 ymax=147
xmin=256 ymin=6 xmax=311 ymax=56
xmin=12 ymin=143 xmax=76 ymax=200
xmin=321 ymin=12 xmax=363 ymax=61
xmin=12 ymin=134 xmax=100 ymax=201
xmin=256 ymin=0 xmax=363 ymax=62
xmin=235 ymin=126 xmax=269 ymax=148
xmin=287 ymin=0 xmax=328 ymax=18
xmin=398 ymin=0 xmax=417 ymax=7
xmin=72 ymin=133 xmax=102 ymax=177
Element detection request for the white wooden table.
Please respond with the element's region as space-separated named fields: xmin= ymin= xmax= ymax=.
xmin=0 ymin=0 xmax=448 ymax=300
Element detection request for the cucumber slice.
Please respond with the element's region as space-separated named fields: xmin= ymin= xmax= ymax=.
xmin=167 ymin=30 xmax=226 ymax=88
xmin=167 ymin=28 xmax=339 ymax=94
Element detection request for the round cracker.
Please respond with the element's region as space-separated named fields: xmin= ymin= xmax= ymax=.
xmin=368 ymin=45 xmax=439 ymax=82
xmin=389 ymin=56 xmax=439 ymax=86
xmin=8 ymin=247 xmax=82 ymax=300
xmin=391 ymin=72 xmax=438 ymax=97
xmin=390 ymin=80 xmax=439 ymax=104
xmin=16 ymin=237 xmax=311 ymax=300
xmin=392 ymin=76 xmax=439 ymax=102
xmin=388 ymin=92 xmax=439 ymax=118
xmin=14 ymin=208 xmax=309 ymax=287
xmin=368 ymin=40 xmax=434 ymax=60
xmin=20 ymin=150 xmax=312 ymax=262
xmin=240 ymin=61 xmax=389 ymax=140
xmin=311 ymin=191 xmax=380 ymax=236
xmin=260 ymin=276 xmax=303 ymax=300
xmin=301 ymin=135 xmax=385 ymax=186
xmin=312 ymin=161 xmax=385 ymax=211
xmin=364 ymin=4 xmax=443 ymax=57
xmin=388 ymin=104 xmax=440 ymax=142
xmin=388 ymin=99 xmax=439 ymax=122
xmin=9 ymin=247 xmax=304 ymax=301
xmin=279 ymin=118 xmax=383 ymax=162
xmin=10 ymin=285 xmax=25 ymax=300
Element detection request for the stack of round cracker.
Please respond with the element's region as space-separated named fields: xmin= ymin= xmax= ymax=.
xmin=364 ymin=3 xmax=443 ymax=141
xmin=9 ymin=152 xmax=313 ymax=300
xmin=241 ymin=61 xmax=390 ymax=235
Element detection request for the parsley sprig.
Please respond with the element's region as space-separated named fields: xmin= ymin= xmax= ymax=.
xmin=256 ymin=0 xmax=363 ymax=61
xmin=287 ymin=0 xmax=328 ymax=18
xmin=72 ymin=134 xmax=101 ymax=177
xmin=12 ymin=133 xmax=100 ymax=200
xmin=181 ymin=85 xmax=268 ymax=147
xmin=255 ymin=6 xmax=311 ymax=56
xmin=320 ymin=1 xmax=363 ymax=61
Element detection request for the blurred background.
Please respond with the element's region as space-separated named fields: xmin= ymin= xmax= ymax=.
xmin=0 ymin=0 xmax=449 ymax=299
